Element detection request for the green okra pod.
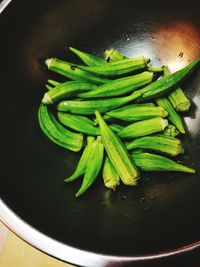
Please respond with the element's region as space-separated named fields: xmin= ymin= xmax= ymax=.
xmin=102 ymin=156 xmax=120 ymax=190
xmin=57 ymin=91 xmax=142 ymax=115
xmin=118 ymin=117 xmax=169 ymax=139
xmin=57 ymin=112 xmax=100 ymax=135
xmin=132 ymin=152 xmax=195 ymax=173
xmin=78 ymin=71 xmax=153 ymax=98
xmin=163 ymin=66 xmax=191 ymax=112
xmin=104 ymin=49 xmax=163 ymax=73
xmin=47 ymin=79 xmax=61 ymax=87
xmin=45 ymin=58 xmax=111 ymax=84
xmin=76 ymin=136 xmax=104 ymax=197
xmin=106 ymin=105 xmax=168 ymax=122
xmin=77 ymin=56 xmax=150 ymax=76
xmin=38 ymin=104 xmax=83 ymax=152
xmin=65 ymin=136 xmax=94 ymax=183
xmin=95 ymin=111 xmax=139 ymax=186
xmin=69 ymin=47 xmax=106 ymax=66
xmin=126 ymin=135 xmax=183 ymax=156
xmin=42 ymin=81 xmax=98 ymax=104
xmin=136 ymin=56 xmax=200 ymax=101
xmin=156 ymin=97 xmax=185 ymax=134
xmin=109 ymin=123 xmax=124 ymax=133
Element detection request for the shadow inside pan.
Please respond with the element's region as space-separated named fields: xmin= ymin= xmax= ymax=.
xmin=0 ymin=0 xmax=200 ymax=258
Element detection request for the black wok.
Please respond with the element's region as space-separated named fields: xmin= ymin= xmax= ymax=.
xmin=0 ymin=0 xmax=200 ymax=266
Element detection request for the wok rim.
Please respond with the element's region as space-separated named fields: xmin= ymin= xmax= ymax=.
xmin=1 ymin=198 xmax=200 ymax=266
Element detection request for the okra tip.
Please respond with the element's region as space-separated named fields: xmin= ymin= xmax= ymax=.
xmin=42 ymin=92 xmax=53 ymax=105
xmin=45 ymin=58 xmax=53 ymax=68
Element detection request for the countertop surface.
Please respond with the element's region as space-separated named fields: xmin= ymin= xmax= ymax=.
xmin=0 ymin=221 xmax=74 ymax=267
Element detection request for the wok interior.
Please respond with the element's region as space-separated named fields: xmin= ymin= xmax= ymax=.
xmin=1 ymin=0 xmax=200 ymax=257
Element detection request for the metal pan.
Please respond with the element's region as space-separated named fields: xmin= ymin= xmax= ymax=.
xmin=0 ymin=0 xmax=200 ymax=266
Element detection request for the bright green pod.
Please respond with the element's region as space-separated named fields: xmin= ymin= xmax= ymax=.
xmin=76 ymin=136 xmax=104 ymax=197
xmin=118 ymin=118 xmax=169 ymax=139
xmin=137 ymin=56 xmax=200 ymax=100
xmin=156 ymin=97 xmax=185 ymax=134
xmin=64 ymin=136 xmax=94 ymax=183
xmin=57 ymin=91 xmax=142 ymax=115
xmin=38 ymin=104 xmax=83 ymax=152
xmin=76 ymin=56 xmax=150 ymax=76
xmin=78 ymin=71 xmax=153 ymax=98
xmin=42 ymin=81 xmax=98 ymax=104
xmin=45 ymin=58 xmax=111 ymax=84
xmin=102 ymin=156 xmax=120 ymax=190
xmin=163 ymin=125 xmax=180 ymax=137
xmin=57 ymin=112 xmax=100 ymax=136
xmin=109 ymin=123 xmax=124 ymax=133
xmin=95 ymin=111 xmax=139 ymax=186
xmin=106 ymin=105 xmax=168 ymax=122
xmin=126 ymin=135 xmax=183 ymax=156
xmin=163 ymin=66 xmax=191 ymax=112
xmin=47 ymin=79 xmax=61 ymax=87
xmin=132 ymin=152 xmax=195 ymax=173
xmin=69 ymin=47 xmax=106 ymax=66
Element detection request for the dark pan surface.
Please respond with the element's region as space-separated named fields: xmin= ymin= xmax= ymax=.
xmin=0 ymin=0 xmax=200 ymax=263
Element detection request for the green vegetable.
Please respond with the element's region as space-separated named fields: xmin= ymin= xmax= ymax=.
xmin=77 ymin=56 xmax=150 ymax=76
xmin=132 ymin=152 xmax=195 ymax=173
xmin=42 ymin=81 xmax=98 ymax=104
xmin=65 ymin=136 xmax=94 ymax=182
xmin=69 ymin=47 xmax=105 ymax=66
xmin=163 ymin=125 xmax=180 ymax=137
xmin=118 ymin=118 xmax=169 ymax=139
xmin=126 ymin=135 xmax=183 ymax=156
xmin=76 ymin=136 xmax=104 ymax=197
xmin=106 ymin=105 xmax=168 ymax=122
xmin=47 ymin=79 xmax=61 ymax=87
xmin=45 ymin=58 xmax=111 ymax=84
xmin=104 ymin=49 xmax=163 ymax=73
xmin=156 ymin=97 xmax=185 ymax=134
xmin=57 ymin=91 xmax=142 ymax=115
xmin=109 ymin=123 xmax=124 ymax=133
xmin=57 ymin=112 xmax=100 ymax=135
xmin=95 ymin=111 xmax=139 ymax=185
xmin=78 ymin=71 xmax=153 ymax=98
xmin=102 ymin=156 xmax=120 ymax=190
xmin=137 ymin=56 xmax=200 ymax=100
xmin=163 ymin=66 xmax=191 ymax=112
xmin=38 ymin=104 xmax=83 ymax=152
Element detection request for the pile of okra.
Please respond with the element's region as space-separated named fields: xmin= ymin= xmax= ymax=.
xmin=38 ymin=47 xmax=200 ymax=197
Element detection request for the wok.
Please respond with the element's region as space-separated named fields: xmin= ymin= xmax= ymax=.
xmin=0 ymin=0 xmax=200 ymax=266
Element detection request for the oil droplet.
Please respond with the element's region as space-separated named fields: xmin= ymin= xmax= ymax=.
xmin=101 ymin=202 xmax=106 ymax=206
xmin=114 ymin=220 xmax=118 ymax=224
xmin=133 ymin=219 xmax=137 ymax=224
xmin=122 ymin=195 xmax=127 ymax=200
xmin=150 ymin=195 xmax=155 ymax=200
xmin=125 ymin=214 xmax=129 ymax=217
xmin=138 ymin=197 xmax=145 ymax=204
xmin=125 ymin=33 xmax=130 ymax=41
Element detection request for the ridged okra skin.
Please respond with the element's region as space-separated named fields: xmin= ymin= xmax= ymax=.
xmin=38 ymin=104 xmax=83 ymax=152
xmin=95 ymin=111 xmax=139 ymax=186
xmin=57 ymin=91 xmax=142 ymax=115
xmin=75 ymin=136 xmax=104 ymax=197
xmin=118 ymin=118 xmax=169 ymax=139
xmin=77 ymin=56 xmax=150 ymax=76
xmin=45 ymin=57 xmax=111 ymax=84
xmin=126 ymin=135 xmax=183 ymax=156
xmin=132 ymin=152 xmax=195 ymax=173
xmin=57 ymin=112 xmax=100 ymax=136
xmin=64 ymin=136 xmax=94 ymax=182
xmin=42 ymin=81 xmax=98 ymax=104
xmin=78 ymin=71 xmax=153 ymax=98
xmin=69 ymin=47 xmax=106 ymax=66
xmin=102 ymin=156 xmax=120 ymax=190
